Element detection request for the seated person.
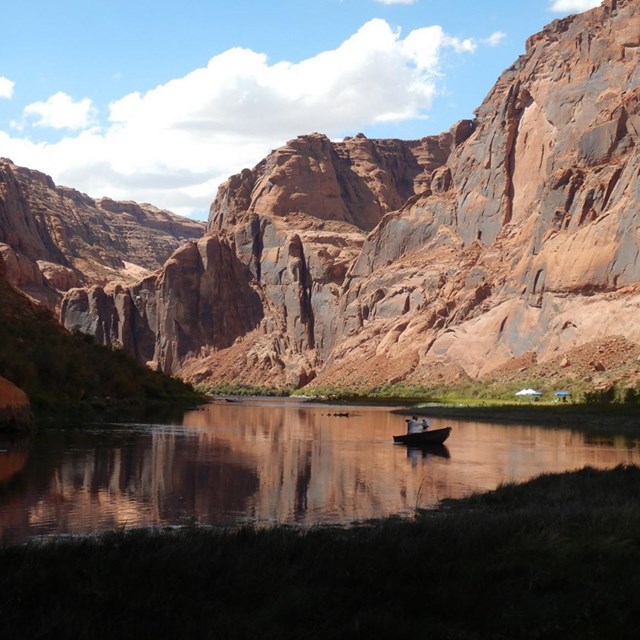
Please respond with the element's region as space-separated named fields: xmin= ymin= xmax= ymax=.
xmin=406 ymin=416 xmax=424 ymax=433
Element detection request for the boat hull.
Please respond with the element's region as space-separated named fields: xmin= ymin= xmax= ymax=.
xmin=393 ymin=427 xmax=451 ymax=446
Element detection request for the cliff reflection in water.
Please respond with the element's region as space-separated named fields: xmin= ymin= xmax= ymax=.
xmin=182 ymin=400 xmax=439 ymax=524
xmin=0 ymin=424 xmax=260 ymax=545
xmin=2 ymin=398 xmax=640 ymax=544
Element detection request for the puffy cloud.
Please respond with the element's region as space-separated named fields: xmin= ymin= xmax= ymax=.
xmin=373 ymin=0 xmax=418 ymax=4
xmin=0 ymin=19 xmax=476 ymax=218
xmin=549 ymin=0 xmax=601 ymax=12
xmin=20 ymin=92 xmax=96 ymax=130
xmin=105 ymin=20 xmax=445 ymax=138
xmin=483 ymin=31 xmax=507 ymax=47
xmin=443 ymin=35 xmax=477 ymax=54
xmin=0 ymin=76 xmax=15 ymax=99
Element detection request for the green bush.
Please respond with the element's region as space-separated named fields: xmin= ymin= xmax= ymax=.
xmin=199 ymin=382 xmax=296 ymax=397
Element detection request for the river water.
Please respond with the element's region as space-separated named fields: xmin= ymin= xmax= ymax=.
xmin=1 ymin=398 xmax=639 ymax=544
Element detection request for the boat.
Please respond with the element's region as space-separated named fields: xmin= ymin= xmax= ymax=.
xmin=393 ymin=427 xmax=452 ymax=446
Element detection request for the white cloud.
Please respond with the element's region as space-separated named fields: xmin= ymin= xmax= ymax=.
xmin=444 ymin=35 xmax=477 ymax=54
xmin=21 ymin=92 xmax=96 ymax=130
xmin=549 ymin=0 xmax=601 ymax=13
xmin=0 ymin=19 xmax=475 ymax=218
xmin=373 ymin=0 xmax=418 ymax=5
xmin=0 ymin=76 xmax=15 ymax=99
xmin=483 ymin=31 xmax=507 ymax=47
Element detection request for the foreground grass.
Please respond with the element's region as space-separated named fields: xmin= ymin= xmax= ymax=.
xmin=2 ymin=466 xmax=640 ymax=639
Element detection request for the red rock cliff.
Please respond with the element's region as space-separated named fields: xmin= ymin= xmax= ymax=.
xmin=319 ymin=0 xmax=640 ymax=388
xmin=0 ymin=158 xmax=204 ymax=309
xmin=61 ymin=131 xmax=458 ymax=385
xmin=61 ymin=0 xmax=640 ymax=390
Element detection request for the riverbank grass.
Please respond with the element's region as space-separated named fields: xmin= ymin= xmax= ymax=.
xmin=2 ymin=465 xmax=640 ymax=638
xmin=298 ymin=379 xmax=640 ymax=406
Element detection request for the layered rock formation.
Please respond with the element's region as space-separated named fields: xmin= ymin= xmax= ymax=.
xmin=60 ymin=0 xmax=640 ymax=391
xmin=0 ymin=249 xmax=33 ymax=427
xmin=61 ymin=130 xmax=465 ymax=384
xmin=319 ymin=0 xmax=640 ymax=389
xmin=0 ymin=158 xmax=204 ymax=309
xmin=0 ymin=252 xmax=32 ymax=429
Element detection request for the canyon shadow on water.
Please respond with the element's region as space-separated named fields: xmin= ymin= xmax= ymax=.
xmin=1 ymin=397 xmax=640 ymax=545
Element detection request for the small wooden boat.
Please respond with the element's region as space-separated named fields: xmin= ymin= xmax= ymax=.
xmin=393 ymin=427 xmax=452 ymax=446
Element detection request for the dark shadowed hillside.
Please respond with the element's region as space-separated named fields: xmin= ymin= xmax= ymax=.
xmin=0 ymin=253 xmax=198 ymax=418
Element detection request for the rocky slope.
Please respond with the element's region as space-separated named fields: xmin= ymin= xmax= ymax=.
xmin=0 ymin=158 xmax=204 ymax=309
xmin=60 ymin=0 xmax=640 ymax=392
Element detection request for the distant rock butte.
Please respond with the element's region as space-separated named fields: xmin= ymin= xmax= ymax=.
xmin=38 ymin=0 xmax=640 ymax=389
xmin=0 ymin=158 xmax=204 ymax=309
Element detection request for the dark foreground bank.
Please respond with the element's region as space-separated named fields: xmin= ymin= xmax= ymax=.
xmin=2 ymin=466 xmax=640 ymax=639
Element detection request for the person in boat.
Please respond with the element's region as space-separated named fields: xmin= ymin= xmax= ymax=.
xmin=405 ymin=416 xmax=432 ymax=433
xmin=406 ymin=416 xmax=424 ymax=434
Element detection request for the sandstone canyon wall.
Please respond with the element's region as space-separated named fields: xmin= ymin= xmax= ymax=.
xmin=61 ymin=130 xmax=463 ymax=385
xmin=0 ymin=158 xmax=204 ymax=309
xmin=57 ymin=0 xmax=640 ymax=390
xmin=320 ymin=0 xmax=640 ymax=388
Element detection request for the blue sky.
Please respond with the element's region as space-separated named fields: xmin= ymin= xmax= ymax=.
xmin=0 ymin=0 xmax=601 ymax=218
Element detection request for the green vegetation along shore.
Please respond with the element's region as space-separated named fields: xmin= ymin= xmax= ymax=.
xmin=0 ymin=277 xmax=203 ymax=424
xmin=2 ymin=465 xmax=640 ymax=639
xmin=289 ymin=381 xmax=640 ymax=436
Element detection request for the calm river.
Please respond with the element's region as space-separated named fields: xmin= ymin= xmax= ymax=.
xmin=1 ymin=398 xmax=640 ymax=544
